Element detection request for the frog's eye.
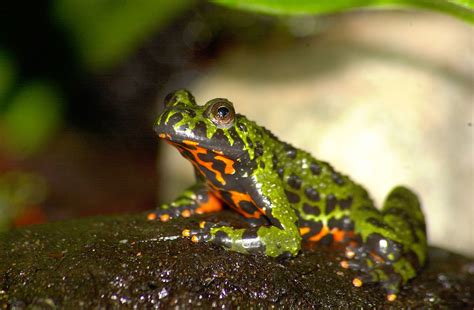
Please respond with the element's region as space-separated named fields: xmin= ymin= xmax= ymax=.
xmin=206 ymin=99 xmax=235 ymax=128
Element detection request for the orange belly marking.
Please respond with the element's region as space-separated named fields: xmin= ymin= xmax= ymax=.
xmin=307 ymin=226 xmax=354 ymax=243
xmin=195 ymin=192 xmax=223 ymax=214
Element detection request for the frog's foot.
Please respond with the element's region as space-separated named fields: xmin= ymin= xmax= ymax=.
xmin=181 ymin=220 xmax=225 ymax=243
xmin=147 ymin=204 xmax=194 ymax=222
xmin=340 ymin=234 xmax=409 ymax=302
xmin=147 ymin=188 xmax=223 ymax=222
xmin=182 ymin=221 xmax=301 ymax=258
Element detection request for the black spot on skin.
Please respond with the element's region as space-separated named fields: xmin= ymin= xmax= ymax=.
xmin=310 ymin=162 xmax=322 ymax=175
xmin=193 ymin=121 xmax=207 ymax=138
xmin=212 ymin=129 xmax=231 ymax=148
xmin=196 ymin=150 xmax=214 ymax=162
xmin=285 ymin=145 xmax=297 ymax=159
xmin=285 ymin=190 xmax=300 ymax=203
xmin=303 ymin=203 xmax=320 ymax=216
xmin=246 ymin=137 xmax=254 ymax=149
xmin=411 ymin=226 xmax=420 ymax=243
xmin=308 ymin=220 xmax=323 ymax=234
xmin=255 ymin=142 xmax=264 ymax=157
xmin=331 ymin=172 xmax=345 ymax=186
xmin=340 ymin=216 xmax=355 ymax=231
xmin=239 ymin=201 xmax=258 ymax=215
xmin=327 ymin=216 xmax=354 ymax=231
xmin=183 ymin=108 xmax=196 ymax=118
xmin=167 ymin=112 xmax=183 ymax=127
xmin=272 ymin=154 xmax=279 ymax=167
xmin=328 ymin=217 xmax=340 ymax=229
xmin=238 ymin=122 xmax=248 ymax=132
xmin=234 ymin=152 xmax=257 ymax=178
xmin=367 ymin=217 xmax=392 ymax=231
xmin=319 ymin=234 xmax=334 ymax=245
xmin=366 ymin=233 xmax=402 ymax=262
xmin=325 ymin=194 xmax=337 ymax=214
xmin=228 ymin=127 xmax=244 ymax=146
xmin=214 ymin=230 xmax=232 ymax=248
xmin=259 ymin=161 xmax=265 ymax=169
xmin=277 ymin=168 xmax=284 ymax=178
xmin=242 ymin=228 xmax=259 ymax=239
xmin=387 ymin=192 xmax=410 ymax=203
xmin=383 ymin=207 xmax=425 ymax=233
xmin=299 ymin=219 xmax=323 ymax=241
xmin=339 ymin=196 xmax=353 ymax=210
xmin=287 ymin=174 xmax=302 ymax=190
xmin=245 ymin=217 xmax=270 ymax=227
xmin=304 ymin=187 xmax=320 ymax=202
xmin=178 ymin=149 xmax=194 ymax=160
xmin=359 ymin=205 xmax=378 ymax=214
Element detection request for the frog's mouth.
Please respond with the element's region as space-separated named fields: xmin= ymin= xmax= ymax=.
xmin=153 ymin=120 xmax=201 ymax=146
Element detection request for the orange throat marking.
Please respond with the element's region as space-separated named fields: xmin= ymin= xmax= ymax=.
xmin=164 ymin=138 xmax=262 ymax=220
xmin=228 ymin=190 xmax=264 ymax=219
xmin=173 ymin=139 xmax=236 ymax=186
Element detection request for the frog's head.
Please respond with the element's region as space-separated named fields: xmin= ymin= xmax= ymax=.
xmin=154 ymin=89 xmax=258 ymax=164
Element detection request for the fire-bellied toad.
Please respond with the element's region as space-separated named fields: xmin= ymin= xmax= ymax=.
xmin=148 ymin=89 xmax=427 ymax=301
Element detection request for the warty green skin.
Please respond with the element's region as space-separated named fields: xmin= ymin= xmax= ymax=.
xmin=151 ymin=89 xmax=428 ymax=296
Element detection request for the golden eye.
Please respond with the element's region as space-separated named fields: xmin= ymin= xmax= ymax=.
xmin=206 ymin=99 xmax=235 ymax=128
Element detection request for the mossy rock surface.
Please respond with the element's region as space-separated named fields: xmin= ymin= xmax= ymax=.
xmin=1 ymin=211 xmax=473 ymax=308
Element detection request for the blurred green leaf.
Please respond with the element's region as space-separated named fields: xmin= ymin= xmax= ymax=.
xmin=0 ymin=171 xmax=47 ymax=232
xmin=213 ymin=0 xmax=474 ymax=24
xmin=54 ymin=0 xmax=193 ymax=71
xmin=0 ymin=52 xmax=16 ymax=104
xmin=2 ymin=81 xmax=62 ymax=156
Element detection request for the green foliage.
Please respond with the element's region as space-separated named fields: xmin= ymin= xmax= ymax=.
xmin=213 ymin=0 xmax=474 ymax=24
xmin=53 ymin=0 xmax=193 ymax=71
xmin=0 ymin=172 xmax=47 ymax=232
xmin=0 ymin=52 xmax=16 ymax=103
xmin=2 ymin=81 xmax=62 ymax=156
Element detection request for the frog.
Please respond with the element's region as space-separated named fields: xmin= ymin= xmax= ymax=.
xmin=148 ymin=89 xmax=427 ymax=301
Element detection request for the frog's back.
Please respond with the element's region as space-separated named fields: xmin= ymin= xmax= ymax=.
xmin=262 ymin=133 xmax=372 ymax=243
xmin=266 ymin=133 xmax=425 ymax=248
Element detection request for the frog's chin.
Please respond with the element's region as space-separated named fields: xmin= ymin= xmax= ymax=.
xmin=154 ymin=124 xmax=246 ymax=160
xmin=155 ymin=125 xmax=198 ymax=145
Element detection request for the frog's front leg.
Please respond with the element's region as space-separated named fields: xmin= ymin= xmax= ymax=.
xmin=184 ymin=189 xmax=302 ymax=258
xmin=147 ymin=183 xmax=223 ymax=222
xmin=187 ymin=222 xmax=301 ymax=258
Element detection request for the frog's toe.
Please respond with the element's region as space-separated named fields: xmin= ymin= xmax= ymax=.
xmin=341 ymin=243 xmax=403 ymax=301
xmin=348 ymin=270 xmax=401 ymax=302
xmin=181 ymin=221 xmax=227 ymax=243
xmin=147 ymin=205 xmax=196 ymax=222
xmin=346 ymin=259 xmax=403 ymax=302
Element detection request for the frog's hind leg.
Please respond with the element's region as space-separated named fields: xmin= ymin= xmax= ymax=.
xmin=147 ymin=183 xmax=223 ymax=222
xmin=343 ymin=186 xmax=427 ymax=301
xmin=381 ymin=186 xmax=427 ymax=266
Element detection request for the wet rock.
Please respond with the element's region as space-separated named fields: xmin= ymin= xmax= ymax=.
xmin=1 ymin=211 xmax=473 ymax=308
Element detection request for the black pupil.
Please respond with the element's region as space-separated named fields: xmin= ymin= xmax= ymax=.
xmin=216 ymin=106 xmax=229 ymax=119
